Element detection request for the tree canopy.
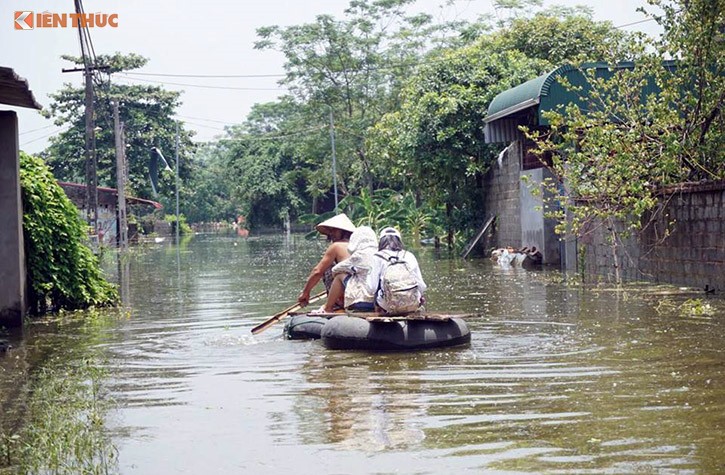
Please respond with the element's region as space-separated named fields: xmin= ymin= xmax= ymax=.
xmin=36 ymin=0 xmax=719 ymax=252
xmin=43 ymin=53 xmax=196 ymax=214
xmin=526 ymin=0 xmax=724 ymax=243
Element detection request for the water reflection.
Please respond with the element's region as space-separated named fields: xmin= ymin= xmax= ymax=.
xmin=295 ymin=351 xmax=429 ymax=450
xmin=2 ymin=234 xmax=724 ymax=474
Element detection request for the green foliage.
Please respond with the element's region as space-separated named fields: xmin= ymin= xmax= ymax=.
xmin=41 ymin=52 xmax=195 ymax=208
xmin=163 ymin=213 xmax=193 ymax=236
xmin=368 ymin=45 xmax=546 ymax=239
xmin=254 ymin=0 xmax=463 ymax=198
xmin=679 ymin=298 xmax=715 ymax=317
xmin=201 ymin=100 xmax=314 ymax=229
xmin=302 ymin=188 xmax=442 ymax=245
xmin=648 ymin=0 xmax=725 ymax=179
xmin=493 ymin=10 xmax=632 ymax=64
xmin=525 ymin=0 xmax=724 ymax=244
xmin=173 ymin=2 xmax=642 ymax=239
xmin=20 ymin=152 xmax=118 ymax=313
xmin=366 ymin=10 xmax=630 ymax=244
xmin=183 ymin=143 xmax=239 ymax=224
xmin=0 ymin=351 xmax=117 ymax=474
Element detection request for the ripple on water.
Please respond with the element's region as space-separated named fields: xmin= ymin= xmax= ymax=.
xmin=7 ymin=235 xmax=720 ymax=474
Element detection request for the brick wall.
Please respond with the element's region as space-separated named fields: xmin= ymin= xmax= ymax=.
xmin=479 ymin=141 xmax=522 ymax=251
xmin=580 ymin=181 xmax=725 ymax=291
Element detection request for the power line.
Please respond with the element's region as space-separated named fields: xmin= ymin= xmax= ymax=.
xmin=123 ymin=71 xmax=286 ymax=79
xmin=215 ymin=125 xmax=326 ymax=143
xmin=174 ymin=114 xmax=241 ymax=126
xmin=114 ymin=74 xmax=286 ymax=91
xmin=614 ymin=16 xmax=658 ymax=29
xmin=20 ymin=124 xmax=57 ymax=136
xmin=179 ymin=120 xmax=227 ymax=131
xmin=21 ymin=126 xmax=71 ymax=146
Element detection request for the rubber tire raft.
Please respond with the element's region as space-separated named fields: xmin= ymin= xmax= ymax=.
xmin=284 ymin=314 xmax=329 ymax=340
xmin=320 ymin=315 xmax=471 ymax=351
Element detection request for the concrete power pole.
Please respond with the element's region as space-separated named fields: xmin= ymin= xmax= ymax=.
xmin=63 ymin=0 xmax=106 ymax=237
xmin=113 ymin=102 xmax=128 ymax=249
xmin=329 ymin=110 xmax=338 ymax=212
xmin=83 ymin=68 xmax=98 ymax=236
xmin=174 ymin=121 xmax=180 ymax=244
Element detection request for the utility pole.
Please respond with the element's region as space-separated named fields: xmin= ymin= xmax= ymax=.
xmin=113 ymin=101 xmax=128 ymax=249
xmin=84 ymin=67 xmax=98 ymax=236
xmin=329 ymin=110 xmax=339 ymax=212
xmin=62 ymin=65 xmax=107 ymax=234
xmin=174 ymin=121 xmax=180 ymax=244
xmin=59 ymin=64 xmax=99 ymax=236
xmin=62 ymin=0 xmax=108 ymax=237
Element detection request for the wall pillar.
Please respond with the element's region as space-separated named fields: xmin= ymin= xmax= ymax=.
xmin=0 ymin=111 xmax=27 ymax=328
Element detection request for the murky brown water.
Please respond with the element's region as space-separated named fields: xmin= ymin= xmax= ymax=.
xmin=2 ymin=234 xmax=725 ymax=474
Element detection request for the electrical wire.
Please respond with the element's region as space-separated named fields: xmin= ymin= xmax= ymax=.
xmin=21 ymin=126 xmax=71 ymax=146
xmin=215 ymin=125 xmax=326 ymax=143
xmin=114 ymin=74 xmax=286 ymax=91
xmin=122 ymin=71 xmax=286 ymax=79
xmin=20 ymin=124 xmax=57 ymax=136
xmin=614 ymin=16 xmax=658 ymax=29
xmin=174 ymin=114 xmax=241 ymax=125
xmin=179 ymin=120 xmax=227 ymax=131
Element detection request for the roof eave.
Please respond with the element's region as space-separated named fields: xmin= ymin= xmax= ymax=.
xmin=0 ymin=67 xmax=42 ymax=110
xmin=484 ymin=97 xmax=539 ymax=123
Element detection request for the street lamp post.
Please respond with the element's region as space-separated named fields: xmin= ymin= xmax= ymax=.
xmin=328 ymin=109 xmax=338 ymax=212
xmin=152 ymin=136 xmax=180 ymax=243
xmin=173 ymin=122 xmax=180 ymax=244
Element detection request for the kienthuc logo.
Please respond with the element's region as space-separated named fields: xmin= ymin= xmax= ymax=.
xmin=14 ymin=11 xmax=119 ymax=30
xmin=14 ymin=11 xmax=33 ymax=30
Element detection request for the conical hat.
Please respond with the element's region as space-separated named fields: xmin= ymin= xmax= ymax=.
xmin=315 ymin=213 xmax=356 ymax=235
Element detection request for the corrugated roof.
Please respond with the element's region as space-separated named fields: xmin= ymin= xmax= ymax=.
xmin=485 ymin=64 xmax=578 ymax=123
xmin=0 ymin=67 xmax=42 ymax=110
xmin=58 ymin=182 xmax=163 ymax=210
xmin=483 ymin=61 xmax=676 ymax=143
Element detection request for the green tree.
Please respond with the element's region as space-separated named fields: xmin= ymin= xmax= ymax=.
xmin=494 ymin=9 xmax=632 ymax=64
xmin=368 ymin=45 xmax=546 ymax=244
xmin=20 ymin=152 xmax=118 ymax=313
xmin=182 ymin=143 xmax=239 ymax=224
xmin=254 ymin=0 xmax=459 ymax=199
xmin=204 ymin=100 xmax=315 ymax=229
xmin=526 ymin=0 xmax=724 ymax=280
xmin=42 ymin=53 xmax=195 ymax=210
xmin=367 ymin=9 xmax=630 ymax=245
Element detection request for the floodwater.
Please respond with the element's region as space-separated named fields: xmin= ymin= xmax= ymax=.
xmin=2 ymin=234 xmax=725 ymax=474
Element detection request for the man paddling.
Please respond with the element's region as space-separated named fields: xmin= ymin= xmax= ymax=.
xmin=297 ymin=213 xmax=356 ymax=307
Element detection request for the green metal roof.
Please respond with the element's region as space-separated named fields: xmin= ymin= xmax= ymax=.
xmin=485 ymin=64 xmax=579 ymax=123
xmin=484 ymin=61 xmax=676 ymax=143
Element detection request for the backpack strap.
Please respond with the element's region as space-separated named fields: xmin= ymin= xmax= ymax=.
xmin=375 ymin=250 xmax=406 ymax=263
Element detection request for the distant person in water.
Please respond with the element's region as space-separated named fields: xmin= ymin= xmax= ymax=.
xmin=367 ymin=227 xmax=427 ymax=314
xmin=311 ymin=226 xmax=378 ymax=313
xmin=297 ymin=213 xmax=355 ymax=307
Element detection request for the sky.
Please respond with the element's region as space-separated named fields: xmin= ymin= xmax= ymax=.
xmin=1 ymin=0 xmax=663 ymax=154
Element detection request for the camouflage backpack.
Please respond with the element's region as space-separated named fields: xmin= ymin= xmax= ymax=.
xmin=376 ymin=251 xmax=420 ymax=314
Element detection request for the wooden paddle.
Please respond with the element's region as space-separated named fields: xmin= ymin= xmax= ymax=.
xmin=251 ymin=291 xmax=326 ymax=335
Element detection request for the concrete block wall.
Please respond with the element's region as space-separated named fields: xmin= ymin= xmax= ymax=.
xmin=479 ymin=141 xmax=522 ymax=251
xmin=0 ymin=111 xmax=26 ymax=328
xmin=580 ymin=181 xmax=725 ymax=291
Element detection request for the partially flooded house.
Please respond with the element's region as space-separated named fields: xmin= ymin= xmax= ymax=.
xmin=481 ymin=63 xmax=724 ymax=290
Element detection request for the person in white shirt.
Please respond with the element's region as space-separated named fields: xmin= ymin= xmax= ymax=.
xmin=367 ymin=227 xmax=427 ymax=314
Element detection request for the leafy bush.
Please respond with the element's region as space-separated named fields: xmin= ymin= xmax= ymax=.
xmin=163 ymin=213 xmax=193 ymax=235
xmin=19 ymin=152 xmax=118 ymax=313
